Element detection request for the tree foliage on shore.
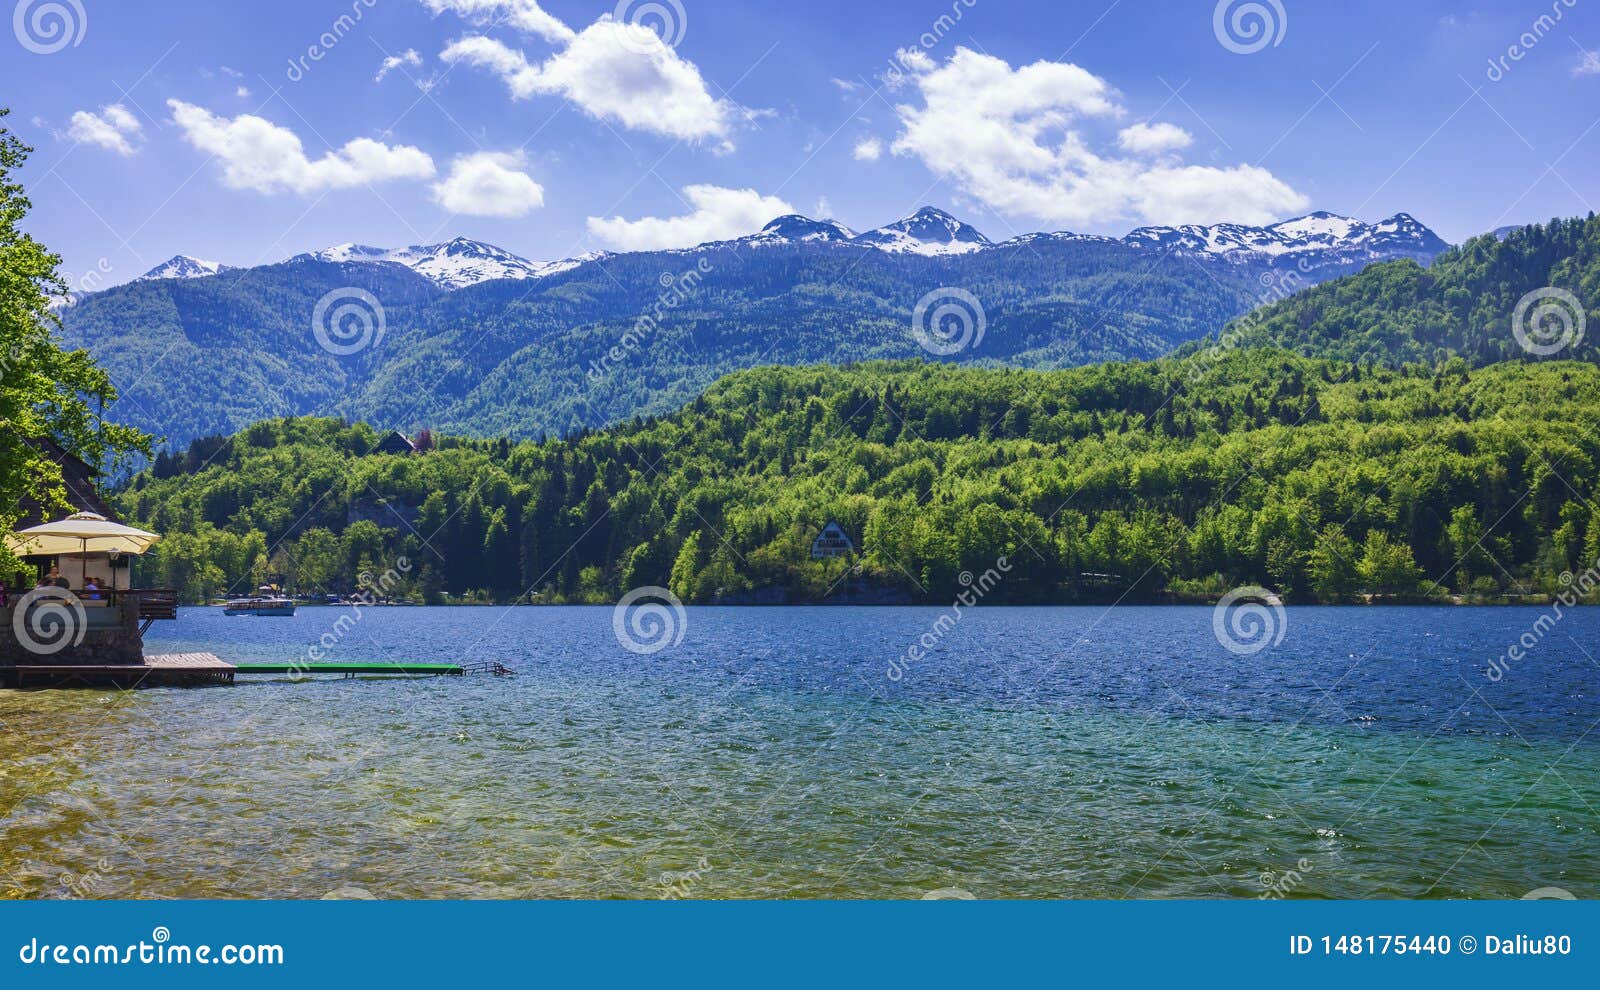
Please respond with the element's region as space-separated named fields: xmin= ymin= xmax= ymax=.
xmin=0 ymin=110 xmax=148 ymax=561
xmin=118 ymin=350 xmax=1600 ymax=605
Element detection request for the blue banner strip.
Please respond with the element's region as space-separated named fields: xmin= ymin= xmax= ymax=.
xmin=2 ymin=901 xmax=1591 ymax=987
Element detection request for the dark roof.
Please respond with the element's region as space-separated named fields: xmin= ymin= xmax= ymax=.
xmin=13 ymin=437 xmax=119 ymax=529
xmin=374 ymin=431 xmax=416 ymax=455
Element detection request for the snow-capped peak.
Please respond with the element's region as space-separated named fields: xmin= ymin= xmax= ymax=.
xmin=303 ymin=243 xmax=390 ymax=264
xmin=853 ymin=207 xmax=992 ymax=256
xmin=138 ymin=255 xmax=236 ymax=282
xmin=1123 ymin=212 xmax=1447 ymax=262
xmin=1266 ymin=211 xmax=1363 ymax=242
xmin=293 ymin=237 xmax=585 ymax=290
xmin=748 ymin=215 xmax=858 ymax=245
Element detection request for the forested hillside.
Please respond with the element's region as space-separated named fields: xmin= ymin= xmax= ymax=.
xmin=62 ymin=227 xmax=1400 ymax=451
xmin=118 ymin=352 xmax=1600 ymax=606
xmin=1205 ymin=215 xmax=1600 ymax=365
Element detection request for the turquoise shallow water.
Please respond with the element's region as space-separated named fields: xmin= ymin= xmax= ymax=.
xmin=1 ymin=606 xmax=1596 ymax=899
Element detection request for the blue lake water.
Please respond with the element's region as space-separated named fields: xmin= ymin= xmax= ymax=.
xmin=1 ymin=605 xmax=1596 ymax=899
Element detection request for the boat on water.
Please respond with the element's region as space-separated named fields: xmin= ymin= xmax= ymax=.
xmin=224 ymin=587 xmax=297 ymax=616
xmin=223 ymin=597 xmax=296 ymax=616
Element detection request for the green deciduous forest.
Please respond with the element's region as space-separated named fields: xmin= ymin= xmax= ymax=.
xmin=1206 ymin=214 xmax=1600 ymax=366
xmin=118 ymin=351 xmax=1600 ymax=606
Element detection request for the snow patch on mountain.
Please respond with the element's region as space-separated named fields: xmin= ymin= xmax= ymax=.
xmin=292 ymin=237 xmax=584 ymax=290
xmin=852 ymin=207 xmax=991 ymax=256
xmin=746 ymin=215 xmax=858 ymax=246
xmin=995 ymin=231 xmax=1121 ymax=248
xmin=1123 ymin=211 xmax=1447 ymax=263
xmin=138 ymin=255 xmax=237 ymax=282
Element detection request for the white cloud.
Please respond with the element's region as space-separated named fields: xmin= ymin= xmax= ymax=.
xmin=435 ymin=7 xmax=746 ymax=148
xmin=432 ymin=151 xmax=545 ymax=217
xmin=1117 ymin=122 xmax=1193 ymax=155
xmin=889 ymin=48 xmax=1309 ymax=227
xmin=376 ymin=48 xmax=424 ymax=83
xmin=67 ymin=104 xmax=142 ymax=156
xmin=587 ymin=184 xmax=796 ymax=251
xmin=418 ymin=0 xmax=574 ymax=44
xmin=1577 ymin=49 xmax=1600 ymax=76
xmin=831 ymin=77 xmax=861 ymax=94
xmin=168 ymin=100 xmax=436 ymax=194
xmin=236 ymin=85 xmax=252 ymax=98
xmin=853 ymin=137 xmax=884 ymax=161
xmin=893 ymin=47 xmax=935 ymax=75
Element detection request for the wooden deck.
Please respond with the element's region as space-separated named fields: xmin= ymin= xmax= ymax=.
xmin=147 ymin=652 xmax=237 ymax=670
xmin=3 ymin=653 xmax=237 ymax=688
xmin=1 ymin=654 xmax=511 ymax=688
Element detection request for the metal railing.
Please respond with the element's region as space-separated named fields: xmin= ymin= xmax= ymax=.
xmin=110 ymin=588 xmax=178 ymax=618
xmin=460 ymin=660 xmax=515 ymax=676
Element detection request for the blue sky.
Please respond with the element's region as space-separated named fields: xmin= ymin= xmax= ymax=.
xmin=5 ymin=0 xmax=1599 ymax=289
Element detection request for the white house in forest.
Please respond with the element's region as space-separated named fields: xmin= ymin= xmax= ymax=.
xmin=810 ymin=520 xmax=856 ymax=560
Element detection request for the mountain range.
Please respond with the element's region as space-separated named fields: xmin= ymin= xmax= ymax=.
xmin=133 ymin=207 xmax=1447 ymax=291
xmin=117 ymin=214 xmax=1600 ymax=610
xmin=72 ymin=207 xmax=1452 ymax=451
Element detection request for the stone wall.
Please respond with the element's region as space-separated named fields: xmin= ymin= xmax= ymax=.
xmin=0 ymin=597 xmax=145 ymax=665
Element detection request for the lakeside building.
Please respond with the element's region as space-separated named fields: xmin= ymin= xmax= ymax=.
xmin=810 ymin=521 xmax=856 ymax=560
xmin=374 ymin=431 xmax=418 ymax=456
xmin=2 ymin=442 xmax=176 ymax=676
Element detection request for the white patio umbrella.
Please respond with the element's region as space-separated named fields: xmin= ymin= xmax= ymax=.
xmin=5 ymin=512 xmax=161 ymax=587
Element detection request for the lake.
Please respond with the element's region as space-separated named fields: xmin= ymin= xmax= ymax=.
xmin=1 ymin=605 xmax=1596 ymax=899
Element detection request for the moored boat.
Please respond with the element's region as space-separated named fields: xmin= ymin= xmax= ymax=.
xmin=224 ymin=591 xmax=296 ymax=616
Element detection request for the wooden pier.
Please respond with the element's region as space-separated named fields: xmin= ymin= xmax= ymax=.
xmin=4 ymin=653 xmax=238 ymax=688
xmin=1 ymin=654 xmax=511 ymax=688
